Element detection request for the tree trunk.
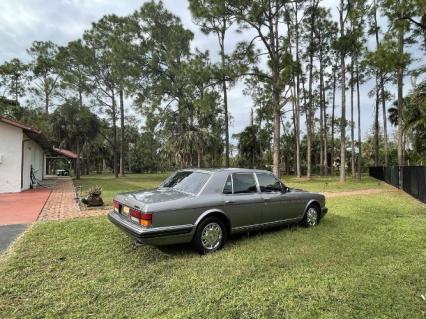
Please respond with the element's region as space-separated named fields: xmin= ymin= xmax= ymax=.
xmin=381 ymin=76 xmax=388 ymax=166
xmin=331 ymin=67 xmax=336 ymax=175
xmin=350 ymin=57 xmax=355 ymax=177
xmin=374 ymin=78 xmax=380 ymax=166
xmin=319 ymin=56 xmax=325 ymax=176
xmin=119 ymin=89 xmax=125 ymax=176
xmin=397 ymin=27 xmax=404 ymax=166
xmin=273 ymin=105 xmax=281 ymax=177
xmin=76 ymin=139 xmax=81 ymax=180
xmin=322 ymin=64 xmax=328 ymax=176
xmin=306 ymin=2 xmax=315 ymax=179
xmin=295 ymin=2 xmax=301 ymax=178
xmin=14 ymin=78 xmax=19 ymax=105
xmin=45 ymin=90 xmax=49 ymax=114
xmin=220 ymin=34 xmax=230 ymax=168
xmin=356 ymin=59 xmax=362 ymax=180
xmin=197 ymin=150 xmax=202 ymax=168
xmin=112 ymin=90 xmax=118 ymax=178
xmin=339 ymin=0 xmax=346 ymax=182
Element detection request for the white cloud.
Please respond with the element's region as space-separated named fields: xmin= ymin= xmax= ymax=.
xmin=0 ymin=0 xmax=423 ymax=143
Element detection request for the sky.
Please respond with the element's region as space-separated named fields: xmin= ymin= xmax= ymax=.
xmin=0 ymin=0 xmax=423 ymax=143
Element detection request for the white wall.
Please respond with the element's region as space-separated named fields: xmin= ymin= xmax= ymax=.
xmin=0 ymin=122 xmax=23 ymax=193
xmin=22 ymin=135 xmax=44 ymax=191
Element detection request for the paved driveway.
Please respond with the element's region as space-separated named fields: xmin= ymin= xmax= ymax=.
xmin=0 ymin=224 xmax=28 ymax=253
xmin=0 ymin=188 xmax=51 ymax=253
xmin=0 ymin=188 xmax=51 ymax=225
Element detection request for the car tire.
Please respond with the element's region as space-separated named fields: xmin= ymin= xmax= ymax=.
xmin=193 ymin=217 xmax=227 ymax=254
xmin=302 ymin=205 xmax=320 ymax=228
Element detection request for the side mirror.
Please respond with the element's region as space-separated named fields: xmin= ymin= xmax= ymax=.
xmin=281 ymin=185 xmax=289 ymax=193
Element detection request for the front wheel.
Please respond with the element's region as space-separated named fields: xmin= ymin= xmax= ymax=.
xmin=302 ymin=205 xmax=319 ymax=227
xmin=193 ymin=217 xmax=227 ymax=254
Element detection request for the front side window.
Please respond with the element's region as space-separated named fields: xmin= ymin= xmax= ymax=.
xmin=232 ymin=173 xmax=257 ymax=194
xmin=161 ymin=171 xmax=210 ymax=194
xmin=256 ymin=173 xmax=283 ymax=192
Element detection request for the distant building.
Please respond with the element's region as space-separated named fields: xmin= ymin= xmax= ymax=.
xmin=0 ymin=116 xmax=76 ymax=193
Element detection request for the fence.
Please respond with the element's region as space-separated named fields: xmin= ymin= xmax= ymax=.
xmin=369 ymin=166 xmax=426 ymax=203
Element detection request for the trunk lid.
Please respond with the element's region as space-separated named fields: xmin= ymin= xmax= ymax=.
xmin=114 ymin=187 xmax=191 ymax=212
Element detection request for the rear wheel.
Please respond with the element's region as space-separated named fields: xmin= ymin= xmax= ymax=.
xmin=193 ymin=217 xmax=227 ymax=254
xmin=302 ymin=205 xmax=319 ymax=227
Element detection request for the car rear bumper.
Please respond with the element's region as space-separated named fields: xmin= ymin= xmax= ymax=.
xmin=321 ymin=207 xmax=328 ymax=217
xmin=107 ymin=211 xmax=194 ymax=245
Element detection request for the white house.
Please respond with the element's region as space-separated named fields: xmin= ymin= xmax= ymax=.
xmin=0 ymin=116 xmax=52 ymax=193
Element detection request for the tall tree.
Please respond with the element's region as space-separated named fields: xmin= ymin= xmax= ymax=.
xmin=56 ymin=40 xmax=91 ymax=107
xmin=51 ymin=99 xmax=99 ymax=179
xmin=189 ymin=0 xmax=235 ymax=167
xmin=382 ymin=0 xmax=415 ymax=165
xmin=27 ymin=41 xmax=60 ymax=114
xmin=0 ymin=58 xmax=28 ymax=105
xmin=337 ymin=0 xmax=348 ymax=182
xmin=228 ymin=0 xmax=294 ymax=177
xmin=83 ymin=18 xmax=122 ymax=178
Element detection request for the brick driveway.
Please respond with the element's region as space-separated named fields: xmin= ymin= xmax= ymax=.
xmin=38 ymin=178 xmax=108 ymax=221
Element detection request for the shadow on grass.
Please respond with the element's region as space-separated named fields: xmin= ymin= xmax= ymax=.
xmin=138 ymin=217 xmax=346 ymax=257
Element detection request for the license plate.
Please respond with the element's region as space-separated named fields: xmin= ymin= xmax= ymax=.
xmin=122 ymin=206 xmax=130 ymax=216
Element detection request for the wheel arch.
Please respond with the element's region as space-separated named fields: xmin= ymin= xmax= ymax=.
xmin=304 ymin=199 xmax=321 ymax=215
xmin=194 ymin=209 xmax=231 ymax=234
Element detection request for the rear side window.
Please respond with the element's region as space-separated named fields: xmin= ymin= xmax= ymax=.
xmin=232 ymin=173 xmax=257 ymax=194
xmin=256 ymin=173 xmax=283 ymax=192
xmin=223 ymin=175 xmax=233 ymax=194
xmin=162 ymin=171 xmax=210 ymax=194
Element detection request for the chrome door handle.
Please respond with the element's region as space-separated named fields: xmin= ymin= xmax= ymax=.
xmin=225 ymin=200 xmax=234 ymax=204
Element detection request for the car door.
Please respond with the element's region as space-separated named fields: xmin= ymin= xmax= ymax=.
xmin=222 ymin=173 xmax=263 ymax=229
xmin=256 ymin=173 xmax=300 ymax=223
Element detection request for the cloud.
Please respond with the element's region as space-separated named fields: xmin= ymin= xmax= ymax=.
xmin=0 ymin=0 xmax=422 ymax=144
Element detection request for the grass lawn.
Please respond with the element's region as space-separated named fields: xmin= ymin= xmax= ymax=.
xmin=0 ymin=191 xmax=424 ymax=318
xmin=74 ymin=173 xmax=169 ymax=206
xmin=75 ymin=173 xmax=392 ymax=206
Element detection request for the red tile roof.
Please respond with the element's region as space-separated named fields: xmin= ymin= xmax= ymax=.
xmin=52 ymin=147 xmax=79 ymax=159
xmin=0 ymin=116 xmax=78 ymax=159
xmin=0 ymin=116 xmax=42 ymax=134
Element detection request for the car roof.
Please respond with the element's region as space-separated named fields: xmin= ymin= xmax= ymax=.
xmin=179 ymin=168 xmax=272 ymax=174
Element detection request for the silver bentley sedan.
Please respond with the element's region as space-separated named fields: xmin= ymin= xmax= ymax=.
xmin=108 ymin=168 xmax=327 ymax=254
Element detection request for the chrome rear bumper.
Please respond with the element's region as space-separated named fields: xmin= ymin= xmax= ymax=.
xmin=108 ymin=211 xmax=194 ymax=245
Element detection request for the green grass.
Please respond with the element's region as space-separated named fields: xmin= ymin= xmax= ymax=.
xmin=282 ymin=175 xmax=392 ymax=193
xmin=76 ymin=173 xmax=392 ymax=206
xmin=74 ymin=173 xmax=169 ymax=205
xmin=1 ymin=192 xmax=424 ymax=318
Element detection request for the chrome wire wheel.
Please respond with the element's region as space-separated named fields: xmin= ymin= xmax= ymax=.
xmin=306 ymin=207 xmax=318 ymax=227
xmin=201 ymin=222 xmax=223 ymax=250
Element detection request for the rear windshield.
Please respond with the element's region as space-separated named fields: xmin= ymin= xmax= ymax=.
xmin=161 ymin=171 xmax=210 ymax=194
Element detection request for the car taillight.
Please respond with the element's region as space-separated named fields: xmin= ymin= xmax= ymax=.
xmin=130 ymin=208 xmax=152 ymax=227
xmin=113 ymin=200 xmax=120 ymax=212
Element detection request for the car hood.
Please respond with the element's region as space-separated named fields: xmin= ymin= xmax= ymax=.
xmin=289 ymin=188 xmax=306 ymax=192
xmin=115 ymin=188 xmax=191 ymax=210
